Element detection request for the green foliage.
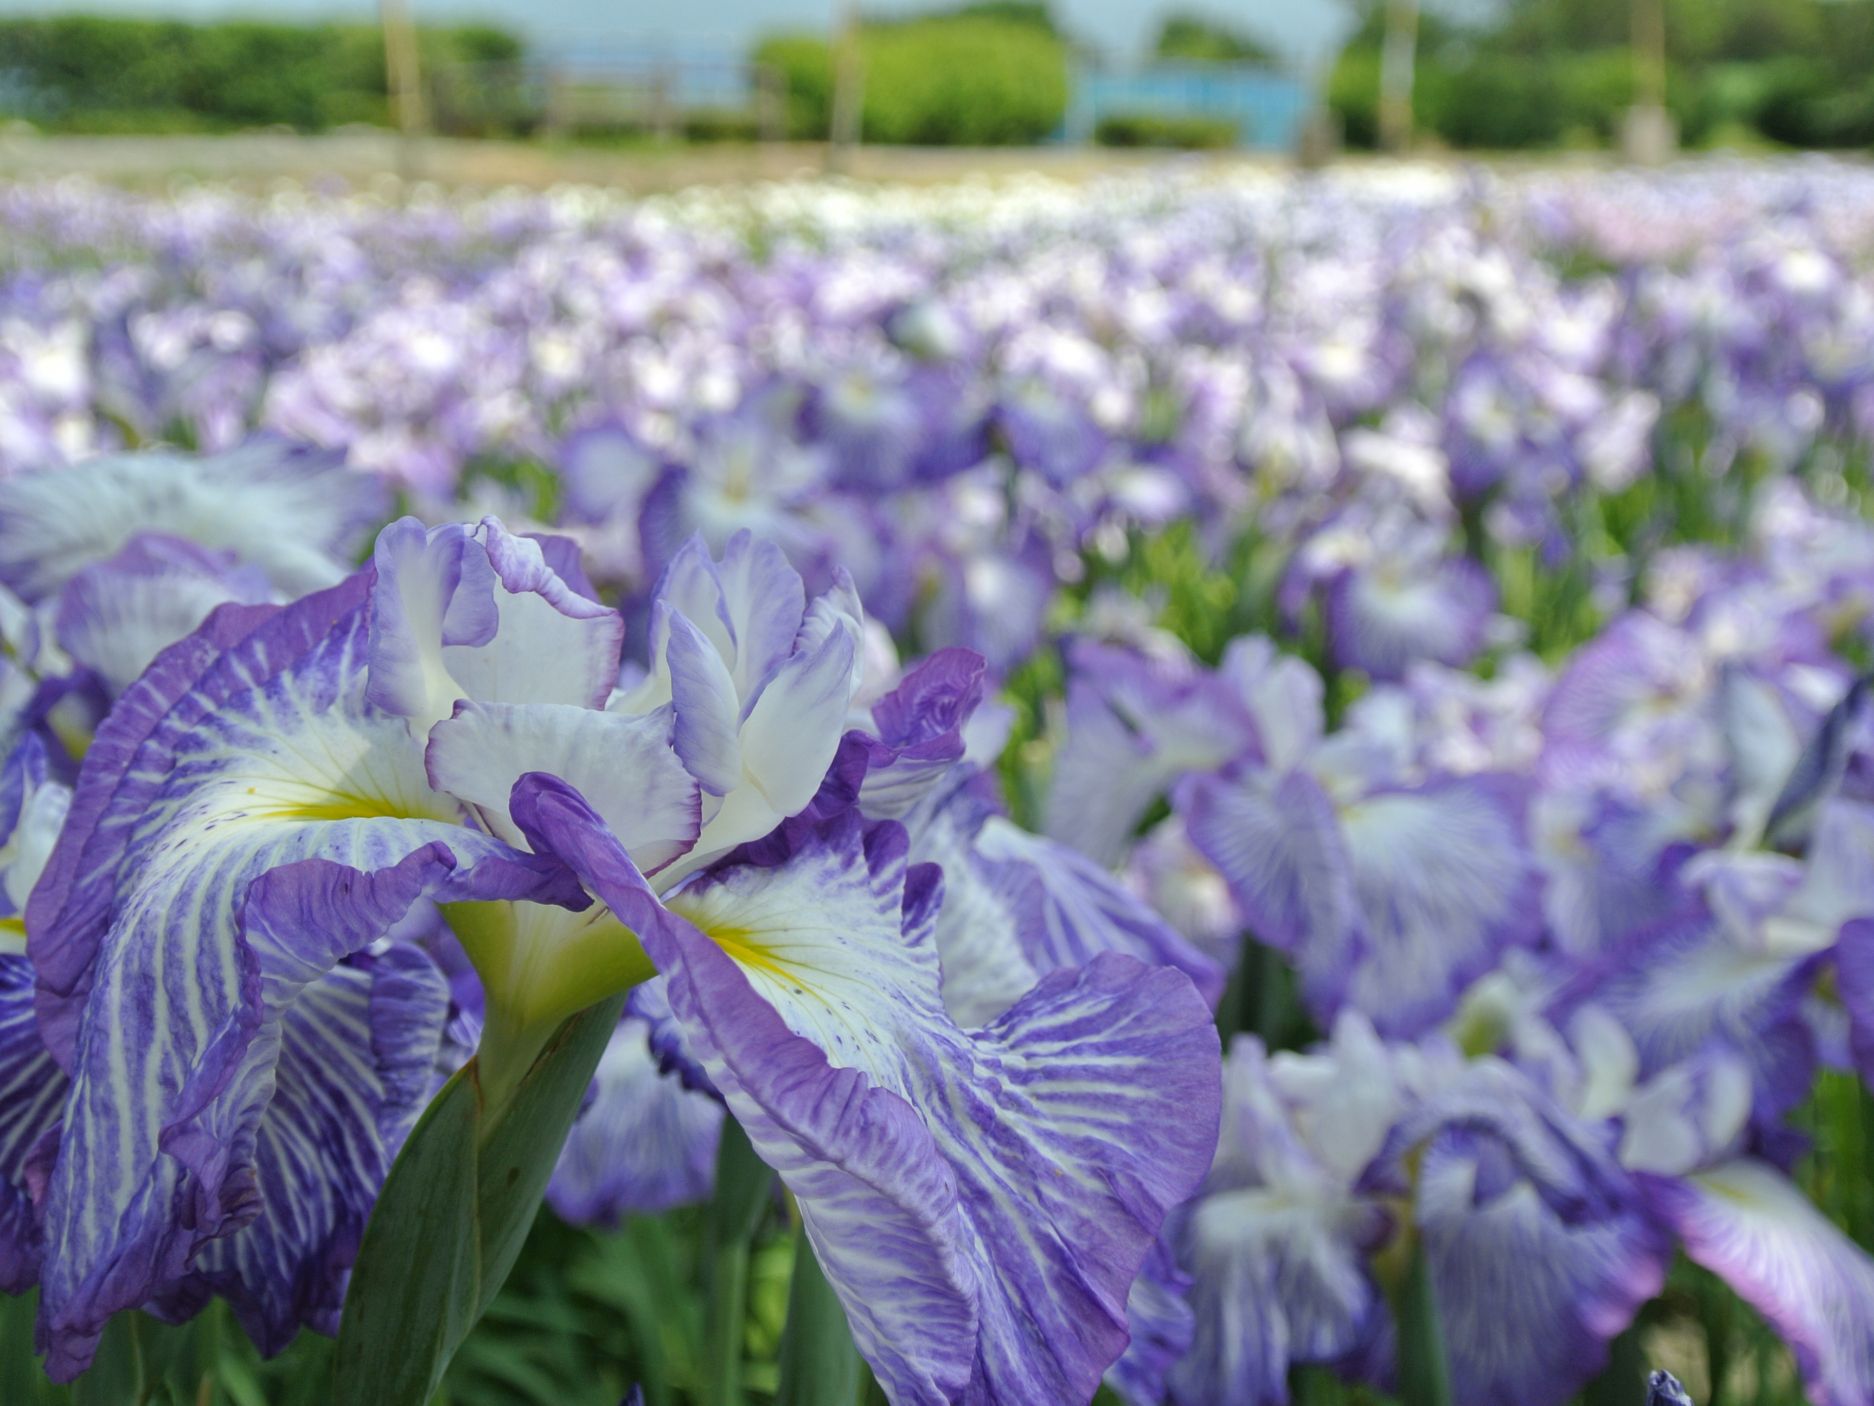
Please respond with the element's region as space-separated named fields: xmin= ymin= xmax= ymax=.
xmin=772 ymin=1229 xmax=862 ymax=1406
xmin=448 ymin=24 xmax=524 ymax=66
xmin=751 ymin=35 xmax=834 ymax=140
xmin=1328 ymin=44 xmax=1456 ymax=150
xmin=1325 ymin=47 xmax=1385 ymax=149
xmin=887 ymin=1 xmax=1060 ymax=34
xmin=1093 ymin=110 xmax=1238 ymax=149
xmin=700 ymin=1120 xmax=777 ymax=1405
xmin=1387 ymin=1240 xmax=1454 ymax=1406
xmin=0 ymin=16 xmax=522 ymax=133
xmin=1676 ymin=61 xmax=1793 ymax=146
xmin=862 ymin=18 xmax=1067 ymax=144
xmin=1487 ymin=0 xmax=1827 ymax=67
xmin=1551 ymin=49 xmax=1637 ymax=141
xmin=1751 ymin=59 xmax=1874 ymax=148
xmin=1329 ymin=0 xmax=1874 ymax=149
xmin=1434 ymin=55 xmax=1569 ymax=148
xmin=1152 ymin=11 xmax=1280 ymax=65
xmin=334 ymin=994 xmax=627 ymax=1405
xmin=682 ymin=107 xmax=763 ymax=142
xmin=754 ymin=16 xmax=1067 ymax=145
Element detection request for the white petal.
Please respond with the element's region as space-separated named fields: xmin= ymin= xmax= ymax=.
xmin=427 ymin=702 xmax=699 ymax=875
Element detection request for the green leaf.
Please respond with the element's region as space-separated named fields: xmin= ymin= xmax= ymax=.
xmin=1287 ymin=1365 xmax=1349 ymax=1405
xmin=333 ymin=992 xmax=627 ymax=1406
xmin=572 ymin=1216 xmax=707 ymax=1405
xmin=702 ymin=1119 xmax=775 ymax=1406
xmin=216 ymin=1352 xmax=272 ymax=1406
xmin=1389 ymin=1237 xmax=1453 ymax=1406
xmin=773 ymin=1227 xmax=862 ymax=1406
xmin=332 ymin=1064 xmax=479 ymax=1406
xmin=474 ymin=998 xmax=631 ymax=1292
xmin=1 ymin=1291 xmax=55 ymax=1405
xmin=71 ymin=1312 xmax=142 ymax=1406
xmin=1579 ymin=1320 xmax=1646 ymax=1406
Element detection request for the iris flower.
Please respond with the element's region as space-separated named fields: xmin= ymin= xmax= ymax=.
xmin=514 ymin=790 xmax=1221 ymax=1405
xmin=0 ymin=735 xmax=70 ymax=1295
xmin=26 ymin=516 xmax=607 ymax=1376
xmin=1178 ymin=647 xmax=1538 ymax=1038
xmin=23 ymin=512 xmax=1222 ymax=1406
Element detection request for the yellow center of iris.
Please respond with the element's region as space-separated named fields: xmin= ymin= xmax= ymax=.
xmin=241 ymin=789 xmax=438 ymax=824
xmin=694 ymin=919 xmax=815 ymax=993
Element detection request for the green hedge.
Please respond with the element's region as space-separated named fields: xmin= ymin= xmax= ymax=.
xmin=754 ymin=34 xmax=835 ymax=140
xmin=1329 ymin=32 xmax=1874 ymax=150
xmin=1750 ymin=58 xmax=1874 ymax=147
xmin=682 ymin=107 xmax=764 ymax=143
xmin=1094 ymin=111 xmax=1238 ymax=149
xmin=1153 ymin=12 xmax=1278 ymax=66
xmin=754 ymin=16 xmax=1067 ymax=145
xmin=0 ymin=16 xmax=523 ymax=133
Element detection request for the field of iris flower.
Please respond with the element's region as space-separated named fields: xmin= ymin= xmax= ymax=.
xmin=3 ymin=159 xmax=1874 ymax=1406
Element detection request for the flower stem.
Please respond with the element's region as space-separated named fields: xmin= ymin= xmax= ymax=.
xmin=1388 ymin=1237 xmax=1453 ymax=1406
xmin=704 ymin=1119 xmax=773 ymax=1406
xmin=1580 ymin=1321 xmax=1646 ymax=1406
xmin=472 ymin=998 xmax=557 ymax=1129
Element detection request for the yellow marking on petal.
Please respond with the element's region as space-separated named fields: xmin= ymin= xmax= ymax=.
xmin=242 ymin=792 xmax=431 ymax=823
xmin=1699 ymin=1173 xmax=1764 ymax=1207
xmin=48 ymin=706 xmax=92 ymax=762
xmin=227 ymin=775 xmax=452 ymax=825
xmin=0 ymin=915 xmax=26 ymax=956
xmin=694 ymin=920 xmax=817 ymax=994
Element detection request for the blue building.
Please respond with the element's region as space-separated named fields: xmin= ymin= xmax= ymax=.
xmin=1063 ymin=64 xmax=1312 ymax=151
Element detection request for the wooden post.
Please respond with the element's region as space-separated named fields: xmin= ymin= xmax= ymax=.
xmin=1621 ymin=0 xmax=1675 ymax=162
xmin=544 ymin=66 xmax=568 ymax=139
xmin=1295 ymin=49 xmax=1342 ymax=168
xmin=1377 ymin=0 xmax=1418 ymax=154
xmin=755 ymin=63 xmax=784 ymax=143
xmin=827 ymin=0 xmax=862 ymax=174
xmin=650 ymin=64 xmax=677 ymax=141
xmin=380 ymin=0 xmax=426 ymax=176
xmin=1633 ymin=0 xmax=1665 ymax=110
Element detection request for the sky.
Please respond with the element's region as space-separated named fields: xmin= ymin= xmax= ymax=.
xmin=0 ymin=0 xmax=1358 ymax=68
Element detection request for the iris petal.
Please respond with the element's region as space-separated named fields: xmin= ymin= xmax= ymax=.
xmin=510 ymin=776 xmax=1222 ymax=1406
xmin=1187 ymin=772 xmax=1536 ymax=1036
xmin=26 ymin=576 xmax=581 ymax=1378
xmin=54 ymin=534 xmax=272 ymax=696
xmin=368 ymin=518 xmax=622 ymax=732
xmin=0 ymin=442 xmax=384 ymax=604
xmin=184 ymin=940 xmax=448 ymax=1354
xmin=0 ymin=955 xmax=64 ymax=1294
xmin=665 ymin=611 xmax=744 ymax=797
xmin=1650 ymin=1160 xmax=1874 ymax=1406
xmin=1420 ymin=1131 xmax=1670 ymax=1406
xmin=426 ymin=702 xmax=700 ymax=876
xmin=546 ymin=1017 xmax=724 ymax=1225
xmin=1046 ymin=644 xmax=1252 ymax=868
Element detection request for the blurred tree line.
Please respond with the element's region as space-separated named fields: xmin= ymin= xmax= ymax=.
xmin=0 ymin=3 xmax=1282 ymax=150
xmin=1153 ymin=12 xmax=1280 ymax=67
xmin=754 ymin=3 xmax=1282 ymax=146
xmin=754 ymin=3 xmax=1069 ymax=146
xmin=1330 ymin=0 xmax=1874 ymax=149
xmin=0 ymin=17 xmax=522 ymax=134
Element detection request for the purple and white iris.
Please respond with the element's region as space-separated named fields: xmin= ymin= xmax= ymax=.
xmin=1 ymin=493 xmax=1222 ymax=1402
